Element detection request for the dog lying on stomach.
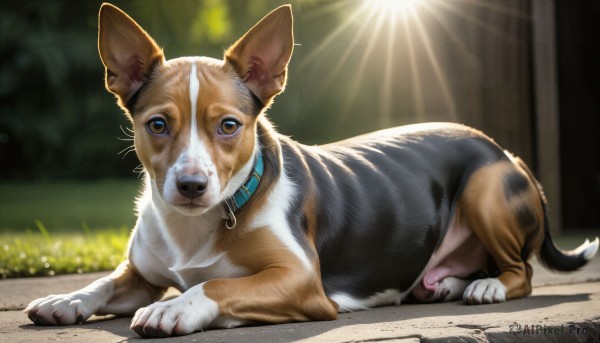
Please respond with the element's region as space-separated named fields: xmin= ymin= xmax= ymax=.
xmin=24 ymin=3 xmax=599 ymax=338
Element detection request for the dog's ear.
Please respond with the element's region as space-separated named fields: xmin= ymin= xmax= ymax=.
xmin=98 ymin=3 xmax=164 ymax=108
xmin=225 ymin=5 xmax=294 ymax=108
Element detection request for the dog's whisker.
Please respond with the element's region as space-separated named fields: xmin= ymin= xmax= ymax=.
xmin=118 ymin=145 xmax=136 ymax=159
xmin=120 ymin=125 xmax=135 ymax=138
xmin=118 ymin=145 xmax=135 ymax=154
xmin=133 ymin=164 xmax=145 ymax=177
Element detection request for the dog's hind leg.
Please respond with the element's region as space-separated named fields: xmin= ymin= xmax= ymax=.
xmin=459 ymin=161 xmax=544 ymax=304
xmin=412 ymin=276 xmax=472 ymax=303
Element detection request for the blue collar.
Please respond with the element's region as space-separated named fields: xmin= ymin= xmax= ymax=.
xmin=223 ymin=151 xmax=264 ymax=229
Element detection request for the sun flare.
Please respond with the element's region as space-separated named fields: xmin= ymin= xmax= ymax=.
xmin=371 ymin=0 xmax=424 ymax=14
xmin=300 ymin=0 xmax=463 ymax=127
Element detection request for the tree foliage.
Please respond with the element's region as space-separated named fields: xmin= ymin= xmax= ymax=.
xmin=1 ymin=0 xmax=536 ymax=179
xmin=0 ymin=0 xmax=313 ymax=179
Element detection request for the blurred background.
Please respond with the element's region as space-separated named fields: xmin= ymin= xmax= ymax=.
xmin=0 ymin=0 xmax=598 ymax=234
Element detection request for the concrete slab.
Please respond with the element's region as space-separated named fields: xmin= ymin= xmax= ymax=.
xmin=1 ymin=256 xmax=599 ymax=342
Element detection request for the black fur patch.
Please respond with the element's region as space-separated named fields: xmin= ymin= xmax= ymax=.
xmin=126 ymin=63 xmax=161 ymax=115
xmin=503 ymin=170 xmax=530 ymax=201
xmin=126 ymin=85 xmax=146 ymax=114
xmin=233 ymin=78 xmax=264 ymax=116
xmin=514 ymin=204 xmax=537 ymax=228
xmin=248 ymin=89 xmax=264 ymax=115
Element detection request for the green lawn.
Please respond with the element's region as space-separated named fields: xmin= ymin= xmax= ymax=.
xmin=0 ymin=224 xmax=129 ymax=278
xmin=0 ymin=179 xmax=139 ymax=278
xmin=0 ymin=179 xmax=140 ymax=232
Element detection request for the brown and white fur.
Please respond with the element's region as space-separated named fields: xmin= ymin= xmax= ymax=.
xmin=25 ymin=4 xmax=598 ymax=338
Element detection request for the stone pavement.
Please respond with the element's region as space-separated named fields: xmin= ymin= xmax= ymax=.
xmin=1 ymin=254 xmax=599 ymax=342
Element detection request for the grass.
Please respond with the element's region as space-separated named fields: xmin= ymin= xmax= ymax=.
xmin=0 ymin=222 xmax=129 ymax=278
xmin=0 ymin=179 xmax=139 ymax=278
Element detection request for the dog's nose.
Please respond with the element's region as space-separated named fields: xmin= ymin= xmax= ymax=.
xmin=176 ymin=175 xmax=208 ymax=199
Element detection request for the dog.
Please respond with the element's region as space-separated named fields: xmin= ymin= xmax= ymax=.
xmin=25 ymin=3 xmax=599 ymax=338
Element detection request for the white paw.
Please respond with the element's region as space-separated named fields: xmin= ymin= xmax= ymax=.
xmin=439 ymin=277 xmax=470 ymax=302
xmin=130 ymin=283 xmax=218 ymax=337
xmin=463 ymin=278 xmax=506 ymax=304
xmin=24 ymin=294 xmax=96 ymax=325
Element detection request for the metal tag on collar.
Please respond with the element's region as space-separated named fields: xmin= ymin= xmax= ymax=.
xmin=224 ymin=200 xmax=237 ymax=230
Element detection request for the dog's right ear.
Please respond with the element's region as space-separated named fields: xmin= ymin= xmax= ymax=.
xmin=98 ymin=3 xmax=164 ymax=108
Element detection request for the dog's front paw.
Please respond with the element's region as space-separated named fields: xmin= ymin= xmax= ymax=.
xmin=131 ymin=303 xmax=181 ymax=338
xmin=24 ymin=294 xmax=95 ymax=325
xmin=130 ymin=284 xmax=219 ymax=337
xmin=463 ymin=278 xmax=506 ymax=304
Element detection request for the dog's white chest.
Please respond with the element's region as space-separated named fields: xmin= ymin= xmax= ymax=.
xmin=169 ymin=253 xmax=247 ymax=291
xmin=130 ymin=230 xmax=249 ymax=291
xmin=129 ymin=205 xmax=249 ymax=291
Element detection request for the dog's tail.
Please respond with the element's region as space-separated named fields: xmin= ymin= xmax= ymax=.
xmin=538 ymin=203 xmax=598 ymax=271
xmin=515 ymin=158 xmax=599 ymax=271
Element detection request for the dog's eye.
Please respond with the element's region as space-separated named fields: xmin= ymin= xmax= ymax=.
xmin=219 ymin=119 xmax=241 ymax=136
xmin=146 ymin=118 xmax=168 ymax=135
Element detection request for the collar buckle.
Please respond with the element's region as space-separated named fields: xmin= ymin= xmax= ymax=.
xmin=222 ymin=151 xmax=264 ymax=229
xmin=224 ymin=200 xmax=237 ymax=230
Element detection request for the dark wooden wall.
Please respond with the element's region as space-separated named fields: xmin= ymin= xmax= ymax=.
xmin=413 ymin=0 xmax=536 ymax=169
xmin=556 ymin=0 xmax=600 ymax=229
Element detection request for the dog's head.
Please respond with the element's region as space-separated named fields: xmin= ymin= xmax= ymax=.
xmin=98 ymin=3 xmax=293 ymax=215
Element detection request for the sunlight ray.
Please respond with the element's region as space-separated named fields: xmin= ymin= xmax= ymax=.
xmin=402 ymin=10 xmax=425 ymax=121
xmin=341 ymin=9 xmax=387 ymax=118
xmin=315 ymin=8 xmax=379 ymax=100
xmin=411 ymin=8 xmax=457 ymax=119
xmin=379 ymin=10 xmax=398 ymax=127
xmin=301 ymin=0 xmax=349 ymax=22
xmin=434 ymin=0 xmax=517 ymax=44
xmin=455 ymin=0 xmax=530 ymax=20
xmin=299 ymin=2 xmax=370 ymax=70
xmin=421 ymin=2 xmax=477 ymax=61
xmin=372 ymin=0 xmax=424 ymax=15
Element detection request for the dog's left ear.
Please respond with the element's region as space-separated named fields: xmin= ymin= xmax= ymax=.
xmin=225 ymin=5 xmax=294 ymax=108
